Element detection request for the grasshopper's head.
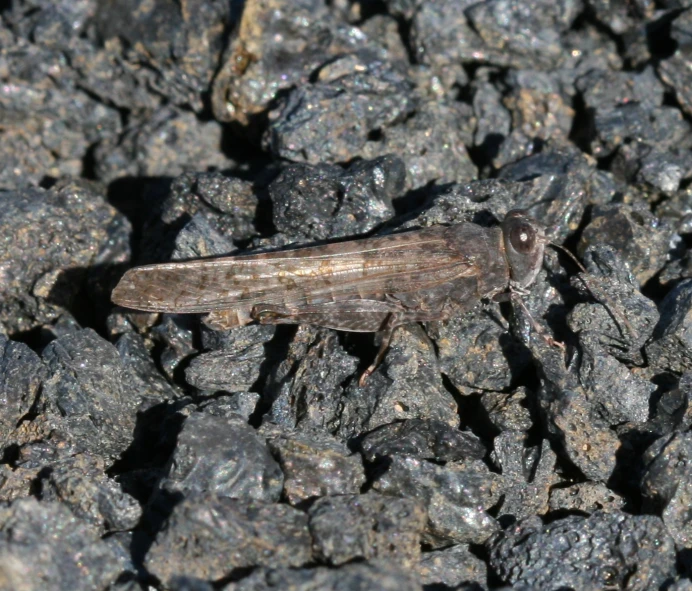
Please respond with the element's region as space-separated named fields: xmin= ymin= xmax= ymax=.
xmin=501 ymin=210 xmax=547 ymax=289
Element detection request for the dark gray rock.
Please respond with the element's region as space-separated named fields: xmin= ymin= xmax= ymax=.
xmin=39 ymin=452 xmax=142 ymax=533
xmin=0 ymin=335 xmax=47 ymax=447
xmin=577 ymin=346 xmax=653 ymax=424
xmin=0 ymin=498 xmax=125 ymax=590
xmin=480 ymin=388 xmax=533 ymax=432
xmin=372 ymin=454 xmax=501 ymax=546
xmin=115 ymin=331 xmax=181 ymax=403
xmin=472 ymin=80 xmax=512 ymax=162
xmin=427 ymin=310 xmax=532 ymax=394
xmin=40 ymin=328 xmax=145 ymax=459
xmin=139 ymin=171 xmax=260 ymax=265
xmin=360 ymin=419 xmax=486 ymax=463
xmin=648 ymin=373 xmax=692 ymax=435
xmin=360 ymin=99 xmax=477 ymax=190
xmin=648 ymin=279 xmax=692 ymax=373
xmin=266 ymin=429 xmax=365 ymax=505
xmin=578 ymin=204 xmax=672 ymax=285
xmin=265 ymin=56 xmax=415 ymax=165
xmin=660 ymin=51 xmax=692 ymax=119
xmin=0 ymin=181 xmax=130 ymax=335
xmin=263 ymin=327 xmax=359 ymax=432
xmin=198 ymin=393 xmax=261 ymax=422
xmin=531 ymin=341 xmax=621 ymax=482
xmin=168 ymin=577 xmax=215 ymax=591
xmin=95 ymin=107 xmax=235 ymax=183
xmin=87 ymin=0 xmax=230 ymax=113
xmin=591 ymin=104 xmax=692 ymax=159
xmin=173 ymin=212 xmax=238 ymax=261
xmin=576 ymin=66 xmax=664 ymax=111
xmin=548 ymin=481 xmax=625 ymax=514
xmin=492 ymin=432 xmax=558 ymax=521
xmin=568 ymin=244 xmax=660 ymax=363
xmin=641 ymin=432 xmax=692 ymax=547
xmin=145 ymin=494 xmax=312 ymax=581
xmin=308 ymin=493 xmax=426 ymax=566
xmin=585 ymin=0 xmax=654 ymax=34
xmin=267 ymin=157 xmax=400 ymax=242
xmin=465 ymin=0 xmax=581 ymax=68
xmin=224 ymin=559 xmax=421 ymax=591
xmin=418 ymin=544 xmax=488 ymax=589
xmin=410 ymin=0 xmax=580 ymax=70
xmin=158 ymin=412 xmax=283 ymax=502
xmin=488 ymin=511 xmax=677 ymax=589
xmin=336 ymin=326 xmax=459 ymax=440
xmin=490 ymin=74 xmax=575 ymax=170
xmin=211 ymin=0 xmax=397 ymax=126
xmin=0 ymin=31 xmax=121 ymax=189
xmin=185 ymin=325 xmax=276 ymax=393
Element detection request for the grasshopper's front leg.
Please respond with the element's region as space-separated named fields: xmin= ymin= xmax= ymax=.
xmin=493 ymin=290 xmax=565 ymax=351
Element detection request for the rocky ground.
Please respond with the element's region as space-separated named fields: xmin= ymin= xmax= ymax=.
xmin=2 ymin=0 xmax=692 ymax=589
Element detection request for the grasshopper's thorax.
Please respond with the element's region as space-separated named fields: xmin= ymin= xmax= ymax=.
xmin=501 ymin=210 xmax=547 ymax=290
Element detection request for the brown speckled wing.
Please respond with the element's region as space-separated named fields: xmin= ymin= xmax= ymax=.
xmin=111 ymin=225 xmax=477 ymax=313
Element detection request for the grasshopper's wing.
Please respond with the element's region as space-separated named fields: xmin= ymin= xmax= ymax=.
xmin=111 ymin=226 xmax=478 ymax=315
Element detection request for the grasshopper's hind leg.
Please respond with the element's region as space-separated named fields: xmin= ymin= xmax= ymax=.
xmin=251 ymin=300 xmax=406 ymax=332
xmin=252 ymin=300 xmax=414 ymax=385
xmin=358 ymin=312 xmax=406 ymax=386
xmin=251 ymin=300 xmax=446 ymax=386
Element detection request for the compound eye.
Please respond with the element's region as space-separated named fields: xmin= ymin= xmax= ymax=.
xmin=509 ymin=222 xmax=536 ymax=254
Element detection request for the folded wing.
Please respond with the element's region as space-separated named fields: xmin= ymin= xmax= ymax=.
xmin=111 ymin=226 xmax=476 ymax=313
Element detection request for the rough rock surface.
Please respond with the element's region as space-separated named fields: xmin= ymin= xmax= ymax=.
xmin=3 ymin=0 xmax=692 ymax=587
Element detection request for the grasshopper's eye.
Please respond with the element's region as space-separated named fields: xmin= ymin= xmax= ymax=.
xmin=509 ymin=222 xmax=537 ymax=254
xmin=501 ymin=210 xmax=546 ymax=289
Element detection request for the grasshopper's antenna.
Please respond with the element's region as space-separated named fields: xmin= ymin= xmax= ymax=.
xmin=548 ymin=242 xmax=636 ymax=343
xmin=549 ymin=242 xmax=588 ymax=273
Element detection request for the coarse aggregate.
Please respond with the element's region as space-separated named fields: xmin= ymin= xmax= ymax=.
xmin=3 ymin=0 xmax=692 ymax=589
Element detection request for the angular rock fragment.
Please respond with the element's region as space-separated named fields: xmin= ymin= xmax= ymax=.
xmin=39 ymin=452 xmax=142 ymax=533
xmin=372 ymin=454 xmax=501 ymax=546
xmin=265 ymin=57 xmax=415 ymax=165
xmin=418 ymin=544 xmax=488 ymax=589
xmin=0 ymin=32 xmax=121 ymax=189
xmin=641 ymin=432 xmax=692 ymax=547
xmin=266 ymin=429 xmax=365 ymax=505
xmin=548 ymin=481 xmax=625 ymax=514
xmin=95 ymin=108 xmax=236 ymax=183
xmin=488 ymin=511 xmax=676 ymax=589
xmin=492 ymin=431 xmax=558 ymax=521
xmin=568 ymin=244 xmax=660 ymax=363
xmin=158 ymin=413 xmax=283 ymax=502
xmin=0 ymin=335 xmax=46 ymax=446
xmin=88 ymin=0 xmax=231 ymax=112
xmin=648 ymin=279 xmax=692 ymax=373
xmin=145 ymin=494 xmax=312 ymax=581
xmin=40 ymin=328 xmax=145 ymax=459
xmin=185 ymin=325 xmax=276 ymax=393
xmin=0 ymin=181 xmax=130 ymax=335
xmin=263 ymin=327 xmax=359 ymax=432
xmin=360 ymin=419 xmax=486 ymax=463
xmin=308 ymin=493 xmax=426 ymax=566
xmin=532 ymin=342 xmax=621 ymax=482
xmin=0 ymin=498 xmax=124 ymax=591
xmin=226 ymin=559 xmax=421 ymax=591
xmin=212 ymin=0 xmax=396 ymax=125
xmin=267 ymin=157 xmax=400 ymax=241
xmin=337 ymin=326 xmax=458 ymax=439
xmin=578 ymin=205 xmax=672 ymax=285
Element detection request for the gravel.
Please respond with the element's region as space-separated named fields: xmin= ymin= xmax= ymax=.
xmin=3 ymin=0 xmax=692 ymax=588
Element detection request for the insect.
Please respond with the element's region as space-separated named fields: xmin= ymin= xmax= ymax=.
xmin=112 ymin=210 xmax=551 ymax=385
